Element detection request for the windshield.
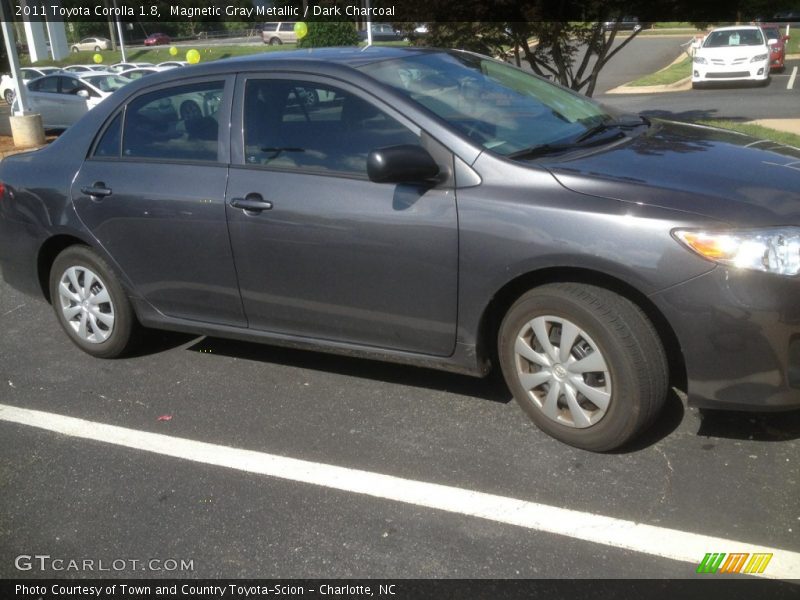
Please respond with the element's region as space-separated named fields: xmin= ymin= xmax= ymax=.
xmin=359 ymin=51 xmax=609 ymax=156
xmin=703 ymin=29 xmax=765 ymax=47
xmin=762 ymin=27 xmax=780 ymax=40
xmin=84 ymin=75 xmax=129 ymax=92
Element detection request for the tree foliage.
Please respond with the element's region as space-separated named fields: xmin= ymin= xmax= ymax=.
xmin=297 ymin=22 xmax=359 ymax=48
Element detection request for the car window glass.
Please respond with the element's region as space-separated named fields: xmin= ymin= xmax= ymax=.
xmin=31 ymin=76 xmax=59 ymax=93
xmin=123 ymin=81 xmax=224 ymax=162
xmin=93 ymin=113 xmax=122 ymax=158
xmin=280 ymin=22 xmax=297 ymax=32
xmin=60 ymin=77 xmax=81 ymax=95
xmin=263 ymin=23 xmax=278 ymax=32
xmin=244 ymin=79 xmax=420 ymax=175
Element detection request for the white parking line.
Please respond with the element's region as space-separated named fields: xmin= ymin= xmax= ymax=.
xmin=1 ymin=402 xmax=799 ymax=580
xmin=789 ymin=66 xmax=798 ymax=90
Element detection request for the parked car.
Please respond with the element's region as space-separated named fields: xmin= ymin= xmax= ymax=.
xmin=63 ymin=65 xmax=108 ymax=74
xmin=758 ymin=23 xmax=790 ymax=71
xmin=602 ymin=17 xmax=644 ymax=32
xmin=261 ymin=22 xmax=298 ymax=45
xmin=10 ymin=71 xmax=129 ymax=129
xmin=1 ymin=48 xmax=798 ymax=451
xmin=157 ymin=61 xmax=189 ymax=68
xmin=117 ymin=67 xmax=174 ymax=81
xmin=109 ymin=62 xmax=154 ymax=74
xmin=0 ymin=66 xmax=61 ymax=104
xmin=692 ymin=25 xmax=771 ymax=87
xmin=70 ymin=37 xmax=111 ymax=53
xmin=144 ymin=33 xmax=171 ymax=47
xmin=358 ymin=23 xmax=404 ymax=42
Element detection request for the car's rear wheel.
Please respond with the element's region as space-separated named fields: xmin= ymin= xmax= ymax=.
xmin=94 ymin=46 xmax=101 ymax=52
xmin=49 ymin=246 xmax=138 ymax=358
xmin=498 ymin=283 xmax=668 ymax=451
xmin=4 ymin=90 xmax=14 ymax=105
xmin=71 ymin=46 xmax=78 ymax=53
xmin=269 ymin=37 xmax=282 ymax=45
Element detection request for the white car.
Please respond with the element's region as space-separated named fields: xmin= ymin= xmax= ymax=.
xmin=692 ymin=25 xmax=772 ymax=87
xmin=63 ymin=65 xmax=108 ymax=74
xmin=11 ymin=71 xmax=130 ymax=129
xmin=70 ymin=37 xmax=111 ymax=53
xmin=0 ymin=66 xmax=62 ymax=104
xmin=109 ymin=62 xmax=154 ymax=74
xmin=157 ymin=61 xmax=189 ymax=68
xmin=118 ymin=66 xmax=173 ymax=81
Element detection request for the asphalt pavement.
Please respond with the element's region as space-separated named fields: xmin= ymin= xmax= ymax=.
xmin=1 ymin=266 xmax=798 ymax=579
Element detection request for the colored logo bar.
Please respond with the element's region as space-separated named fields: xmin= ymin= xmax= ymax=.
xmin=697 ymin=552 xmax=773 ymax=574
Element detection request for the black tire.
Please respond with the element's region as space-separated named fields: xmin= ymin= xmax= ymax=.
xmin=498 ymin=283 xmax=668 ymax=452
xmin=71 ymin=46 xmax=79 ymax=53
xmin=94 ymin=46 xmax=101 ymax=52
xmin=49 ymin=246 xmax=138 ymax=358
xmin=4 ymin=90 xmax=14 ymax=105
xmin=269 ymin=37 xmax=282 ymax=46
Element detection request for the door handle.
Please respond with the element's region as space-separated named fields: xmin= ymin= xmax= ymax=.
xmin=229 ymin=193 xmax=273 ymax=213
xmin=81 ymin=182 xmax=112 ymax=199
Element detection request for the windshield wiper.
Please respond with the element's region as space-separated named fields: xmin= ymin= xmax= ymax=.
xmin=507 ymin=116 xmax=650 ymax=160
xmin=575 ymin=116 xmax=649 ymax=143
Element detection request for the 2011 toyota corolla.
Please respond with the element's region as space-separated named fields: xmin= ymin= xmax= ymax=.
xmin=1 ymin=47 xmax=798 ymax=451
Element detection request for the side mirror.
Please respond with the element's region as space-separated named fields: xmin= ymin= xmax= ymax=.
xmin=77 ymin=89 xmax=90 ymax=99
xmin=767 ymin=38 xmax=778 ymax=45
xmin=367 ymin=144 xmax=440 ymax=184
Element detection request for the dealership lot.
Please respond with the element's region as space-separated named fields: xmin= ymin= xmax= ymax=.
xmin=1 ymin=276 xmax=798 ymax=578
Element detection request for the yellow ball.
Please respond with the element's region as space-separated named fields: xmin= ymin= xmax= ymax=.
xmin=169 ymin=46 xmax=178 ymax=56
xmin=93 ymin=53 xmax=103 ymax=64
xmin=294 ymin=22 xmax=308 ymax=40
xmin=186 ymin=49 xmax=201 ymax=64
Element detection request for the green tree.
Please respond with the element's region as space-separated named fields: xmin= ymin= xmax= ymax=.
xmin=297 ymin=22 xmax=359 ymax=48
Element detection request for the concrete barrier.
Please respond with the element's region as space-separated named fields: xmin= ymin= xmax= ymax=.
xmin=9 ymin=113 xmax=46 ymax=148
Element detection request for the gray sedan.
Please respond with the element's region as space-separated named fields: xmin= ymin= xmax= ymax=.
xmin=1 ymin=47 xmax=798 ymax=451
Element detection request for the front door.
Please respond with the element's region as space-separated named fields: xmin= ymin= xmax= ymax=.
xmin=226 ymin=76 xmax=459 ymax=356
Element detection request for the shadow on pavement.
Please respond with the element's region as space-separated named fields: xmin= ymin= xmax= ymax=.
xmin=696 ymin=408 xmax=800 ymax=442
xmin=186 ymin=335 xmax=513 ymax=405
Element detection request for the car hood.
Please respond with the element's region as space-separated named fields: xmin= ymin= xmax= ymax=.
xmin=696 ymin=46 xmax=767 ymax=58
xmin=544 ymin=120 xmax=800 ymax=226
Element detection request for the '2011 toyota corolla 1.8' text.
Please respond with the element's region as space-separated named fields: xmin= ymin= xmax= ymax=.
xmin=1 ymin=48 xmax=798 ymax=451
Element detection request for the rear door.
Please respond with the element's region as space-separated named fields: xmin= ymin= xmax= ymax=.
xmin=225 ymin=74 xmax=459 ymax=356
xmin=72 ymin=75 xmax=246 ymax=327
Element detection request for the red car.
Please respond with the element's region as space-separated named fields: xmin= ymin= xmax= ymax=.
xmin=759 ymin=23 xmax=790 ymax=71
xmin=144 ymin=33 xmax=171 ymax=46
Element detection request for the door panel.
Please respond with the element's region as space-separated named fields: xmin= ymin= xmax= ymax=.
xmin=73 ymin=161 xmax=244 ymax=326
xmin=226 ymin=170 xmax=458 ymax=355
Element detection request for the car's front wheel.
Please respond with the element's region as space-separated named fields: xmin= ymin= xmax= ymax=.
xmin=94 ymin=46 xmax=101 ymax=52
xmin=71 ymin=46 xmax=79 ymax=53
xmin=498 ymin=283 xmax=668 ymax=451
xmin=49 ymin=246 xmax=138 ymax=358
xmin=269 ymin=37 xmax=282 ymax=45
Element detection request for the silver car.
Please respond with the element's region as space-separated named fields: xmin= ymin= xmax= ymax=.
xmin=70 ymin=37 xmax=111 ymax=53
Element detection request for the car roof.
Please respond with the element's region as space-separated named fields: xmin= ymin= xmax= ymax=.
xmin=709 ymin=25 xmax=762 ymax=32
xmin=78 ymin=71 xmax=117 ymax=78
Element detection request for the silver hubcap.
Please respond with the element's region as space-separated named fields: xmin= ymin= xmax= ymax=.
xmin=58 ymin=266 xmax=115 ymax=344
xmin=514 ymin=315 xmax=611 ymax=428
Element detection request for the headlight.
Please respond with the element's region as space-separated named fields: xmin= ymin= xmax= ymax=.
xmin=751 ymin=53 xmax=769 ymax=62
xmin=693 ymin=56 xmax=707 ymax=64
xmin=673 ymin=228 xmax=800 ymax=276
